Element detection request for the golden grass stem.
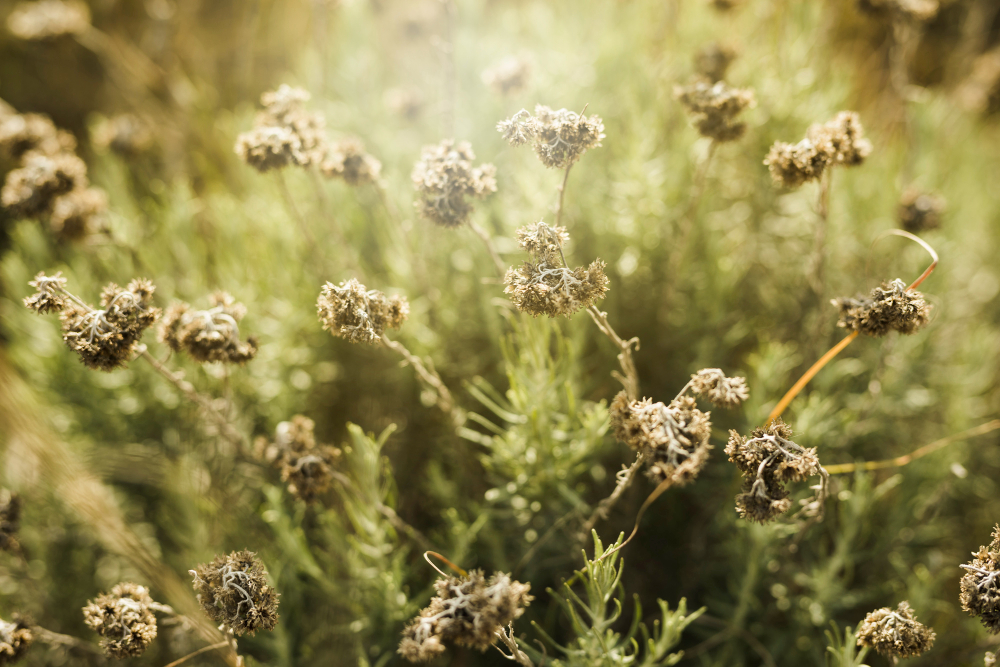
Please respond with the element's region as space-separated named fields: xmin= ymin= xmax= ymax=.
xmin=424 ymin=551 xmax=467 ymax=578
xmin=162 ymin=642 xmax=231 ymax=667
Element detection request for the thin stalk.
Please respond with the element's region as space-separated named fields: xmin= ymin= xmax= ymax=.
xmin=468 ymin=220 xmax=505 ymax=276
xmin=586 ymin=305 xmax=640 ymax=401
xmin=161 ymin=641 xmax=230 ymax=667
xmin=380 ymin=334 xmax=463 ymax=427
xmin=808 ymin=169 xmax=832 ymax=299
xmin=424 ymin=551 xmax=467 ymax=577
xmin=554 ymin=164 xmax=573 ymax=228
xmin=32 ymin=626 xmax=106 ymax=656
xmin=494 ymin=625 xmax=534 ymax=666
xmin=276 ymin=171 xmax=328 ymax=273
xmin=595 ymin=468 xmax=677 ymax=562
xmin=577 ymin=450 xmax=646 ymax=540
xmin=670 ymin=141 xmax=717 ymax=271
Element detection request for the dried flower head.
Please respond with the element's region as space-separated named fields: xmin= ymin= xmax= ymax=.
xmin=725 ymin=420 xmax=824 ymax=523
xmin=504 ymin=259 xmax=608 ymax=318
xmin=317 ymin=278 xmax=409 ymax=344
xmin=82 ymin=582 xmax=158 ymax=659
xmin=0 ymin=491 xmax=20 ymax=554
xmin=675 ymin=79 xmax=755 ymax=142
xmin=515 ymin=220 xmax=569 ymax=264
xmin=92 ymin=114 xmax=154 ymax=157
xmin=320 ymin=138 xmax=382 ymax=186
xmin=688 ymin=368 xmax=749 ymax=409
xmin=191 ymin=551 xmax=279 ymax=636
xmin=260 ymin=416 xmax=342 ymax=503
xmin=234 ymin=125 xmax=306 ymax=173
xmin=412 ymin=140 xmax=496 ymax=228
xmin=1 ymin=151 xmax=87 ymax=219
xmin=159 ymin=292 xmax=258 ymax=364
xmin=694 ymin=42 xmax=737 ymax=83
xmin=898 ymin=188 xmax=945 ymax=234
xmin=23 ymin=271 xmax=68 ymax=314
xmin=0 ymin=617 xmax=32 ymax=665
xmin=398 ymin=570 xmax=532 ymax=662
xmin=482 ymin=56 xmax=532 ymax=96
xmin=257 ymin=85 xmax=327 ymax=165
xmin=497 ymin=106 xmax=605 ymax=168
xmin=856 ymin=601 xmax=936 ymax=658
xmin=764 ymin=138 xmax=831 ymax=189
xmin=49 ymin=187 xmax=107 ymax=240
xmin=610 ymin=392 xmax=712 ymax=486
xmin=833 ymin=279 xmax=931 ymax=337
xmin=765 ymin=111 xmax=871 ymax=188
xmin=986 ymin=651 xmax=997 ymax=667
xmin=6 ymin=0 xmax=90 ymax=40
xmin=960 ymin=524 xmax=1000 ymax=634
xmin=0 ymin=113 xmax=76 ymax=160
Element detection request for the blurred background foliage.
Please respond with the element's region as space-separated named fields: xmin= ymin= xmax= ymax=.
xmin=1 ymin=0 xmax=1000 ymax=665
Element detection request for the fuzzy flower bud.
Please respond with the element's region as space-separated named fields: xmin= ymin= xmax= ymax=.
xmin=856 ymin=601 xmax=935 ymax=658
xmin=0 ymin=617 xmax=32 ymax=665
xmin=6 ymin=0 xmax=90 ymax=40
xmin=898 ymin=188 xmax=945 ymax=234
xmin=320 ymin=138 xmax=382 ymax=186
xmin=675 ymin=79 xmax=755 ymax=142
xmin=259 ymin=416 xmax=342 ymax=504
xmin=764 ymin=138 xmax=830 ymax=189
xmin=498 ymin=105 xmax=604 ymax=169
xmin=398 ymin=570 xmax=532 ymax=662
xmin=832 ymin=279 xmax=931 ymax=337
xmin=412 ymin=140 xmax=496 ymax=228
xmin=688 ymin=368 xmax=749 ymax=409
xmin=960 ymin=524 xmax=1000 ymax=634
xmin=159 ymin=292 xmax=258 ymax=364
xmin=482 ymin=56 xmax=532 ymax=96
xmin=317 ymin=278 xmax=408 ymax=345
xmin=0 ymin=491 xmax=20 ymax=554
xmin=82 ymin=583 xmax=159 ymax=659
xmin=190 ymin=551 xmax=279 ymax=636
xmin=1 ymin=151 xmax=88 ymax=219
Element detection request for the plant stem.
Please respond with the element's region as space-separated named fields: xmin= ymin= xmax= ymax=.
xmin=380 ymin=334 xmax=463 ymax=427
xmin=808 ymin=169 xmax=832 ymax=300
xmin=32 ymin=626 xmax=106 ymax=656
xmin=586 ymin=305 xmax=640 ymax=401
xmin=578 ymin=451 xmax=646 ymax=537
xmin=554 ymin=164 xmax=573 ymax=228
xmin=468 ymin=220 xmax=506 ymax=276
xmin=330 ymin=468 xmax=437 ymax=553
xmin=276 ymin=170 xmax=330 ymax=275
xmin=162 ymin=641 xmax=231 ymax=667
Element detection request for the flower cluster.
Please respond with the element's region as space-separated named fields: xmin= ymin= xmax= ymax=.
xmin=855 ymin=601 xmax=936 ymax=658
xmin=960 ymin=524 xmax=1000 ymax=634
xmin=258 ymin=416 xmax=342 ymax=504
xmin=317 ymin=278 xmax=409 ymax=344
xmin=24 ymin=273 xmax=161 ymax=371
xmin=482 ymin=56 xmax=532 ymax=96
xmin=898 ymin=188 xmax=945 ymax=234
xmin=688 ymin=368 xmax=749 ymax=409
xmin=514 ymin=220 xmax=570 ymax=264
xmin=0 ymin=491 xmax=20 ymax=554
xmin=725 ymin=419 xmax=824 ymax=524
xmin=159 ymin=292 xmax=258 ymax=364
xmin=398 ymin=570 xmax=532 ymax=662
xmin=693 ymin=42 xmax=737 ymax=83
xmin=0 ymin=617 xmax=32 ymax=665
xmin=497 ymin=105 xmax=605 ymax=168
xmin=190 ymin=551 xmax=279 ymax=636
xmin=987 ymin=651 xmax=997 ymax=667
xmin=832 ymin=279 xmax=931 ymax=337
xmin=319 ymin=138 xmax=382 ymax=186
xmin=82 ymin=583 xmax=159 ymax=659
xmin=92 ymin=114 xmax=154 ymax=158
xmin=675 ymin=79 xmax=755 ymax=142
xmin=764 ymin=111 xmax=872 ymax=188
xmin=6 ymin=0 xmax=90 ymax=40
xmin=411 ymin=140 xmax=496 ymax=227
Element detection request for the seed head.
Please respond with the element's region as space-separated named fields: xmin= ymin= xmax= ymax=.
xmin=504 ymin=260 xmax=608 ymax=318
xmin=960 ymin=524 xmax=1000 ymax=634
xmin=675 ymin=79 xmax=755 ymax=142
xmin=317 ymin=278 xmax=408 ymax=344
xmin=235 ymin=125 xmax=306 ymax=172
xmin=497 ymin=105 xmax=604 ymax=168
xmin=49 ymin=187 xmax=107 ymax=240
xmin=482 ymin=56 xmax=532 ymax=96
xmin=515 ymin=220 xmax=569 ymax=264
xmin=898 ymin=188 xmax=945 ymax=234
xmin=159 ymin=292 xmax=257 ymax=365
xmin=0 ymin=491 xmax=20 ymax=554
xmin=986 ymin=651 xmax=997 ymax=667
xmin=1 ymin=151 xmax=88 ymax=219
xmin=82 ymin=582 xmax=158 ymax=659
xmin=320 ymin=138 xmax=382 ymax=186
xmin=398 ymin=570 xmax=532 ymax=662
xmin=832 ymin=279 xmax=931 ymax=337
xmin=258 ymin=416 xmax=342 ymax=503
xmin=23 ymin=271 xmax=68 ymax=314
xmin=412 ymin=140 xmax=496 ymax=228
xmin=764 ymin=138 xmax=830 ymax=189
xmin=92 ymin=114 xmax=154 ymax=157
xmin=856 ymin=601 xmax=935 ymax=658
xmin=6 ymin=0 xmax=90 ymax=40
xmin=693 ymin=42 xmax=737 ymax=83
xmin=689 ymin=368 xmax=749 ymax=408
xmin=190 ymin=551 xmax=279 ymax=636
xmin=0 ymin=616 xmax=32 ymax=665
xmin=765 ymin=111 xmax=871 ymax=188
xmin=0 ymin=113 xmax=76 ymax=160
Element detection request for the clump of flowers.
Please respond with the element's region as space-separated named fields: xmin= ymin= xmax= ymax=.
xmin=0 ymin=113 xmax=76 ymax=161
xmin=411 ymin=140 xmax=496 ymax=228
xmin=82 ymin=583 xmax=159 ymax=659
xmin=320 ymin=138 xmax=382 ymax=186
xmin=693 ymin=42 xmax=737 ymax=83
xmin=898 ymin=188 xmax=945 ymax=234
xmin=23 ymin=273 xmax=160 ymax=371
xmin=258 ymin=416 xmax=342 ymax=504
xmin=764 ymin=111 xmax=872 ymax=188
xmin=6 ymin=0 xmax=90 ymax=40
xmin=960 ymin=524 xmax=1000 ymax=634
xmin=675 ymin=79 xmax=755 ymax=142
xmin=725 ymin=419 xmax=826 ymax=524
xmin=0 ymin=491 xmax=20 ymax=554
xmin=235 ymin=85 xmax=330 ymax=172
xmin=0 ymin=616 xmax=32 ymax=665
xmin=688 ymin=368 xmax=750 ymax=409
xmin=497 ymin=105 xmax=605 ymax=169
xmin=1 ymin=151 xmax=87 ymax=219
xmin=317 ymin=278 xmax=409 ymax=344
xmin=398 ymin=569 xmax=532 ymax=662
xmin=482 ymin=55 xmax=532 ymax=96
xmin=91 ymin=114 xmax=154 ymax=157
xmin=855 ymin=601 xmax=936 ymax=659
xmin=159 ymin=291 xmax=258 ymax=364
xmin=504 ymin=221 xmax=609 ymax=318
xmin=832 ymin=279 xmax=931 ymax=337
xmin=190 ymin=550 xmax=279 ymax=636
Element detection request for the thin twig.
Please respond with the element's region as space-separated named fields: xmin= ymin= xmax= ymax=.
xmin=380 ymin=334 xmax=464 ymax=428
xmin=276 ymin=171 xmax=330 ymax=275
xmin=587 ymin=306 xmax=641 ymax=401
xmin=808 ymin=169 xmax=832 ymax=299
xmin=554 ymin=164 xmax=573 ymax=228
xmin=468 ymin=220 xmax=506 ymax=276
xmin=31 ymin=626 xmax=106 ymax=657
xmin=494 ymin=625 xmax=534 ymax=666
xmin=161 ymin=641 xmax=230 ymax=667
xmin=579 ymin=451 xmax=646 ymax=538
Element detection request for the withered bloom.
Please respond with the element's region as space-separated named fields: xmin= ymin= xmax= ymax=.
xmin=960 ymin=524 xmax=1000 ymax=634
xmin=398 ymin=570 xmax=532 ymax=662
xmin=694 ymin=42 xmax=737 ymax=83
xmin=82 ymin=583 xmax=158 ymax=659
xmin=0 ymin=491 xmax=20 ymax=554
xmin=856 ymin=601 xmax=935 ymax=658
xmin=497 ymin=105 xmax=604 ymax=168
xmin=482 ymin=56 xmax=532 ymax=96
xmin=515 ymin=220 xmax=569 ymax=264
xmin=234 ymin=125 xmax=306 ymax=173
xmin=6 ymin=0 xmax=90 ymax=40
xmin=317 ymin=278 xmax=409 ymax=345
xmin=986 ymin=651 xmax=997 ymax=667
xmin=832 ymin=279 xmax=931 ymax=337
xmin=48 ymin=187 xmax=107 ymax=240
xmin=235 ymin=85 xmax=332 ymax=171
xmin=1 ymin=151 xmax=87 ymax=219
xmin=725 ymin=419 xmax=825 ymax=524
xmin=0 ymin=113 xmax=76 ymax=161
xmin=159 ymin=292 xmax=258 ymax=364
xmin=92 ymin=114 xmax=154 ymax=157
xmin=320 ymin=138 xmax=382 ymax=186
xmin=765 ymin=111 xmax=871 ymax=188
xmin=259 ymin=416 xmax=342 ymax=503
xmin=898 ymin=188 xmax=945 ymax=234
xmin=22 ymin=271 xmax=68 ymax=314
xmin=412 ymin=140 xmax=496 ymax=228
xmin=688 ymin=368 xmax=749 ymax=409
xmin=190 ymin=551 xmax=279 ymax=636
xmin=675 ymin=79 xmax=755 ymax=142
xmin=0 ymin=617 xmax=32 ymax=665
xmin=763 ymin=138 xmax=830 ymax=189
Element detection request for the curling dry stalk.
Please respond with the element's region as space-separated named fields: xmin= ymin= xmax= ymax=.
xmin=380 ymin=334 xmax=464 ymax=428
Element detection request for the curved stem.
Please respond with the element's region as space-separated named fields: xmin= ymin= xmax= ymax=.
xmin=161 ymin=641 xmax=230 ymax=667
xmin=554 ymin=164 xmax=573 ymax=228
xmin=468 ymin=220 xmax=505 ymax=276
xmin=578 ymin=451 xmax=646 ymax=538
xmin=424 ymin=551 xmax=467 ymax=577
xmin=586 ymin=306 xmax=640 ymax=401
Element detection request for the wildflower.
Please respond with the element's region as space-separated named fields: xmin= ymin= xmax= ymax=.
xmin=765 ymin=111 xmax=872 ymax=188
xmin=856 ymin=601 xmax=935 ymax=658
xmin=688 ymin=368 xmax=749 ymax=409
xmin=234 ymin=125 xmax=306 ymax=172
xmin=1 ymin=151 xmax=88 ymax=219
xmin=6 ymin=0 xmax=90 ymax=40
xmin=317 ymin=278 xmax=409 ymax=345
xmin=158 ymin=292 xmax=258 ymax=364
xmin=0 ymin=617 xmax=32 ymax=665
xmin=504 ymin=260 xmax=609 ymax=318
xmin=832 ymin=279 xmax=931 ymax=337
xmin=82 ymin=582 xmax=158 ymax=659
xmin=257 ymin=85 xmax=328 ymax=166
xmin=48 ymin=187 xmax=107 ymax=240
xmin=515 ymin=220 xmax=569 ymax=264
xmin=960 ymin=524 xmax=1000 ymax=634
xmin=320 ymin=138 xmax=382 ymax=186
xmin=398 ymin=570 xmax=532 ymax=662
xmin=693 ymin=42 xmax=737 ymax=83
xmin=482 ymin=56 xmax=532 ymax=96
xmin=22 ymin=271 xmax=67 ymax=314
xmin=190 ymin=550 xmax=279 ymax=636
xmin=610 ymin=392 xmax=712 ymax=486
xmin=0 ymin=113 xmax=76 ymax=160
xmin=764 ymin=138 xmax=830 ymax=189
xmin=91 ymin=114 xmax=154 ymax=157
xmin=0 ymin=491 xmax=20 ymax=554
xmin=497 ymin=105 xmax=604 ymax=168
xmin=725 ymin=419 xmax=823 ymax=524
xmin=411 ymin=140 xmax=496 ymax=228
xmin=259 ymin=416 xmax=342 ymax=503
xmin=675 ymin=79 xmax=755 ymax=142
xmin=898 ymin=188 xmax=945 ymax=234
